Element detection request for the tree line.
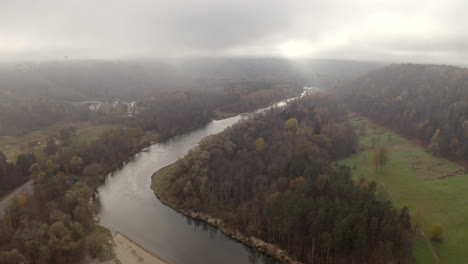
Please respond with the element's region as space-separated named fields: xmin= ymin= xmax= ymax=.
xmin=337 ymin=64 xmax=468 ymax=160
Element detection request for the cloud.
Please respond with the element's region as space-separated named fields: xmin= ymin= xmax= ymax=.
xmin=0 ymin=0 xmax=467 ymax=65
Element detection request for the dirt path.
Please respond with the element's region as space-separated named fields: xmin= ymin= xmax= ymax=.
xmin=0 ymin=180 xmax=34 ymax=218
xmin=420 ymin=231 xmax=440 ymax=264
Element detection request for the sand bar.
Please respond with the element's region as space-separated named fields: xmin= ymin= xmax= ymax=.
xmin=98 ymin=232 xmax=169 ymax=264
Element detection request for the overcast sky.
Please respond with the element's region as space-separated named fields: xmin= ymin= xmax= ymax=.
xmin=1 ymin=0 xmax=467 ymax=65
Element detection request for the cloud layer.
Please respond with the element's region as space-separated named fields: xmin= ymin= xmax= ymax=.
xmin=1 ymin=0 xmax=467 ymax=64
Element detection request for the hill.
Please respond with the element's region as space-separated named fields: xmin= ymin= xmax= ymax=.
xmin=0 ymin=58 xmax=381 ymax=101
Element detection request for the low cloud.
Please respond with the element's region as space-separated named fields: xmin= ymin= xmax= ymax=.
xmin=1 ymin=0 xmax=467 ymax=65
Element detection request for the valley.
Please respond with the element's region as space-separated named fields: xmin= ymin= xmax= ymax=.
xmin=340 ymin=113 xmax=468 ymax=263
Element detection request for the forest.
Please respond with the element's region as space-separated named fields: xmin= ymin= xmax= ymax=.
xmin=0 ymin=122 xmax=150 ymax=263
xmin=1 ymin=0 xmax=465 ymax=262
xmin=0 ymin=67 xmax=304 ymax=263
xmin=337 ymin=64 xmax=468 ymax=160
xmin=0 ymin=78 xmax=301 ymax=199
xmin=0 ymin=152 xmax=35 ymax=196
xmin=130 ymin=79 xmax=301 ymax=137
xmin=0 ymin=101 xmax=96 ymax=136
xmin=153 ymin=94 xmax=413 ymax=263
xmin=0 ymin=60 xmax=403 ymax=263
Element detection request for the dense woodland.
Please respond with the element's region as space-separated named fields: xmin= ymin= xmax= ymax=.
xmin=0 ymin=123 xmax=148 ymax=263
xmin=155 ymin=94 xmax=413 ymax=263
xmin=338 ymin=64 xmax=468 ymax=160
xmin=0 ymin=101 xmax=95 ymax=135
xmin=0 ymin=59 xmax=384 ymax=263
xmin=131 ymin=79 xmax=301 ymax=137
xmin=0 ymin=153 xmax=35 ymax=196
xmin=0 ymin=79 xmax=301 ymax=197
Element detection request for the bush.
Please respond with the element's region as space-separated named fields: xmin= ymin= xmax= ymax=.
xmin=431 ymin=224 xmax=443 ymax=241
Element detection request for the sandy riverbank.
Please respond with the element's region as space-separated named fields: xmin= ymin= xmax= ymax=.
xmin=98 ymin=232 xmax=169 ymax=264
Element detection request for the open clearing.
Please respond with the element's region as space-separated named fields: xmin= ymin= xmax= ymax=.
xmin=0 ymin=123 xmax=119 ymax=161
xmin=339 ymin=113 xmax=468 ymax=264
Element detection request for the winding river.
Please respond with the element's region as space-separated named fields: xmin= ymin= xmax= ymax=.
xmin=96 ymin=99 xmax=297 ymax=264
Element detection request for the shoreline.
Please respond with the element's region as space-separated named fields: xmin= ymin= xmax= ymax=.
xmin=151 ymin=163 xmax=303 ymax=264
xmin=97 ymin=232 xmax=169 ymax=264
xmin=97 ymin=95 xmax=302 ymax=264
xmin=114 ymin=232 xmax=170 ymax=264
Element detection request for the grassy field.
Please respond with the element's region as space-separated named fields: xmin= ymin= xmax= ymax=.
xmin=0 ymin=122 xmax=75 ymax=161
xmin=0 ymin=121 xmax=163 ymax=163
xmin=0 ymin=122 xmax=116 ymax=161
xmin=340 ymin=113 xmax=468 ymax=263
xmin=74 ymin=125 xmax=117 ymax=146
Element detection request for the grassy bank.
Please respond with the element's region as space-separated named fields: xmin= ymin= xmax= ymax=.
xmin=339 ymin=113 xmax=468 ymax=263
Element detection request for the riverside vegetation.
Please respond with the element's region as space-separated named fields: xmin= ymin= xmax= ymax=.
xmin=5 ymin=61 xmax=464 ymax=263
xmin=0 ymin=65 xmax=304 ymax=263
xmin=152 ymin=93 xmax=413 ymax=264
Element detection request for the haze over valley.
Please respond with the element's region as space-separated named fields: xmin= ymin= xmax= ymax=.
xmin=1 ymin=1 xmax=468 ymax=264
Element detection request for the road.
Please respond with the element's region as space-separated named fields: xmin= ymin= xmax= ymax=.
xmin=0 ymin=180 xmax=34 ymax=218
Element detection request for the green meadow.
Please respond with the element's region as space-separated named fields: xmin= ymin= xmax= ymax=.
xmin=340 ymin=114 xmax=468 ymax=264
xmin=0 ymin=123 xmax=118 ymax=161
xmin=74 ymin=125 xmax=117 ymax=146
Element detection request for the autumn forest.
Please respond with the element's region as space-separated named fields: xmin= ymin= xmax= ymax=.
xmin=1 ymin=60 xmax=468 ymax=263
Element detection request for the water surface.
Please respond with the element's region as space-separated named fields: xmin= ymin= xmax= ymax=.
xmin=97 ymin=101 xmax=292 ymax=264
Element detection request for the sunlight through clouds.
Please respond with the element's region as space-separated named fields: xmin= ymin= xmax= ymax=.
xmin=0 ymin=0 xmax=467 ymax=64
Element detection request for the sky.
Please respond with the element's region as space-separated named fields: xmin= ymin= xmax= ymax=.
xmin=1 ymin=0 xmax=467 ymax=65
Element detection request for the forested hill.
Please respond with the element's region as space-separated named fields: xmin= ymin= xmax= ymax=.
xmin=153 ymin=94 xmax=412 ymax=263
xmin=0 ymin=58 xmax=380 ymax=136
xmin=337 ymin=63 xmax=468 ymax=160
xmin=0 ymin=58 xmax=381 ymax=101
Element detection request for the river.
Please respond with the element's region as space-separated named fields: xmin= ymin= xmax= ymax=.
xmin=96 ymin=99 xmax=299 ymax=264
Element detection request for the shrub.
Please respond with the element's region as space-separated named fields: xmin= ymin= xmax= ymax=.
xmin=431 ymin=224 xmax=443 ymax=241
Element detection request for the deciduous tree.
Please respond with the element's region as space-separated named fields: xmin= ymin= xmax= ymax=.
xmin=284 ymin=118 xmax=299 ymax=132
xmin=372 ymin=146 xmax=389 ymax=172
xmin=431 ymin=224 xmax=444 ymax=241
xmin=254 ymin=137 xmax=265 ymax=153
